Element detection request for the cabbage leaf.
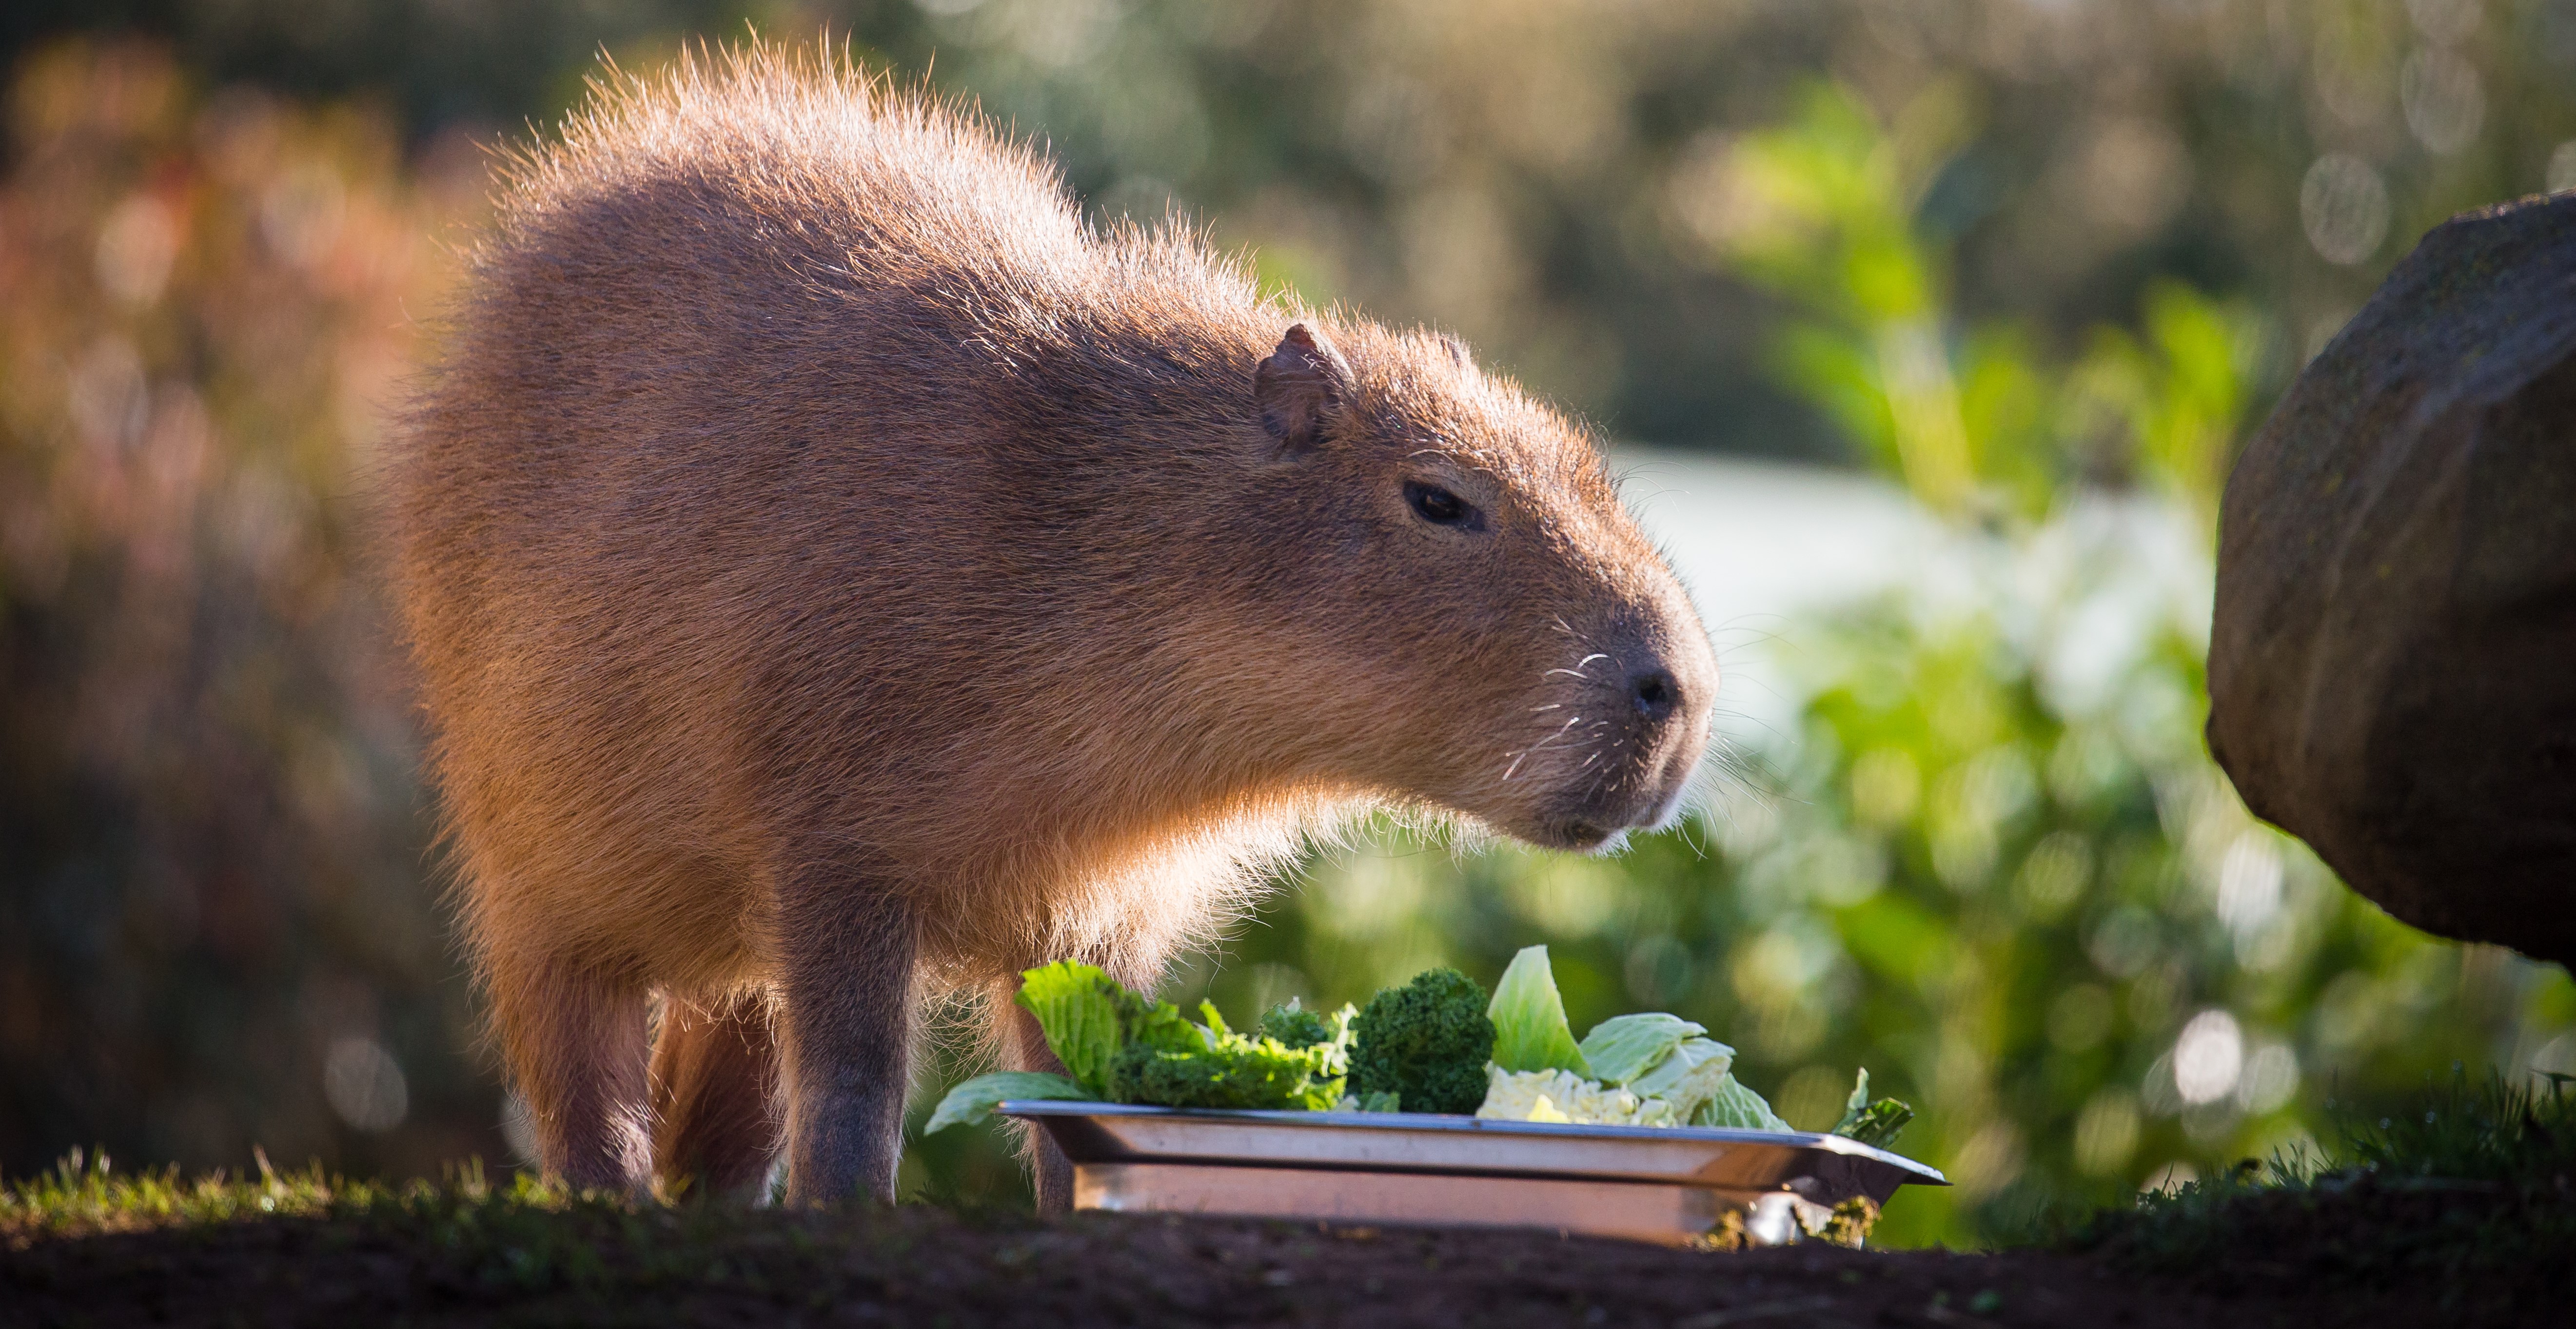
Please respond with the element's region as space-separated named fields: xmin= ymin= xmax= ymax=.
xmin=1692 ymin=1072 xmax=1793 ymax=1131
xmin=1486 ymin=945 xmax=1593 ymax=1076
xmin=1579 ymin=1013 xmax=1706 ymax=1085
xmin=1628 ymin=1036 xmax=1736 ymax=1119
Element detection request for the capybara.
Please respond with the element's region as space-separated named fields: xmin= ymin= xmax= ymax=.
xmin=394 ymin=43 xmax=1717 ymax=1208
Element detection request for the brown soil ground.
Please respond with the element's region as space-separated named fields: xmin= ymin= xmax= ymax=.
xmin=0 ymin=1204 xmax=2493 ymax=1329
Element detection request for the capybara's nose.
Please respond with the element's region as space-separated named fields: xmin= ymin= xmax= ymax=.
xmin=1630 ymin=666 xmax=1681 ymax=723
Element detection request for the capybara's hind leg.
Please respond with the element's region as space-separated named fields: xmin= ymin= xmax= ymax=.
xmin=998 ymin=939 xmax=1171 ymax=1215
xmin=1002 ymin=1000 xmax=1077 ymax=1214
xmin=491 ymin=954 xmax=652 ymax=1192
xmin=650 ymin=993 xmax=782 ymax=1202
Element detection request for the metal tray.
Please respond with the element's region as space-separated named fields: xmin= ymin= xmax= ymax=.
xmin=1005 ymin=1101 xmax=1945 ymax=1247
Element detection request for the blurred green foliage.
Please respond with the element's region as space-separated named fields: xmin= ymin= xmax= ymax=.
xmin=17 ymin=1 xmax=2576 ymax=456
xmin=1705 ymin=78 xmax=2270 ymax=530
xmin=1018 ymin=69 xmax=2576 ymax=1246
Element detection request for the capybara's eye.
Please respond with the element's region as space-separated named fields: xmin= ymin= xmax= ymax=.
xmin=1404 ymin=481 xmax=1479 ymax=529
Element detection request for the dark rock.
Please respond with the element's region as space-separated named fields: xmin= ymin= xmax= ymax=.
xmin=2207 ymin=191 xmax=2576 ymax=970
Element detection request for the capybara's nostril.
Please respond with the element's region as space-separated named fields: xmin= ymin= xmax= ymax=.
xmin=1631 ymin=667 xmax=1680 ymax=723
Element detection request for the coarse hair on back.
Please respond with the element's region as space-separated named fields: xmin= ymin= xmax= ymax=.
xmin=474 ymin=35 xmax=1275 ymax=390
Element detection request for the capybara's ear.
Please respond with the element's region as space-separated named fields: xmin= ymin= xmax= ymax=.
xmin=1253 ymin=323 xmax=1354 ymax=457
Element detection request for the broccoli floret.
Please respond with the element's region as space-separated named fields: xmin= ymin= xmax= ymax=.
xmin=1349 ymin=967 xmax=1495 ymax=1115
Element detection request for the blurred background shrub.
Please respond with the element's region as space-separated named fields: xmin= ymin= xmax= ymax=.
xmin=5 ymin=0 xmax=2576 ymax=1246
xmin=0 ymin=41 xmax=499 ymax=1179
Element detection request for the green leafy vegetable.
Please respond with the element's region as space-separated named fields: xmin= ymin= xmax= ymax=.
xmin=1350 ymin=967 xmax=1496 ymax=1114
xmin=1469 ymin=948 xmax=1803 ymax=1135
xmin=963 ymin=955 xmax=1870 ymax=1141
xmin=1834 ymin=1067 xmax=1873 ymax=1130
xmin=1480 ymin=1066 xmax=1680 ymax=1125
xmin=1626 ymin=1036 xmax=1736 ymax=1118
xmin=1578 ymin=1012 xmax=1706 ymax=1085
xmin=1109 ymin=1035 xmax=1345 ymax=1110
xmin=1263 ymin=998 xmax=1358 ymax=1083
xmin=1103 ymin=989 xmax=1350 ymax=1111
xmin=1693 ymin=1073 xmax=1793 ymax=1131
xmin=1113 ymin=986 xmax=1207 ymax=1056
xmin=1829 ymin=1069 xmax=1915 ymax=1148
xmin=1013 ymin=961 xmax=1125 ymax=1097
xmin=922 ymin=1071 xmax=1087 ymax=1134
xmin=1487 ymin=945 xmax=1593 ymax=1077
xmin=1258 ymin=999 xmax=1327 ymax=1047
xmin=935 ymin=963 xmax=1351 ymax=1126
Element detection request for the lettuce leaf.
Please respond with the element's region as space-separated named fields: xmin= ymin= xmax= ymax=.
xmin=1692 ymin=1072 xmax=1793 ymax=1131
xmin=1487 ymin=945 xmax=1593 ymax=1076
xmin=1578 ymin=1013 xmax=1707 ymax=1085
xmin=1116 ymin=987 xmax=1211 ymax=1056
xmin=1014 ymin=961 xmax=1124 ymax=1097
xmin=923 ymin=1070 xmax=1087 ymax=1134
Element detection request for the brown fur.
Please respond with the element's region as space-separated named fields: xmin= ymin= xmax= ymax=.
xmin=393 ymin=42 xmax=1716 ymax=1206
xmin=648 ymin=993 xmax=782 ymax=1200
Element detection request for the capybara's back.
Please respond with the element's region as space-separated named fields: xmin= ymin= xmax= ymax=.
xmin=397 ymin=44 xmax=1717 ymax=1205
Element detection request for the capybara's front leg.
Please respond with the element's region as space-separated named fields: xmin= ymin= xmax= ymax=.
xmin=488 ymin=951 xmax=652 ymax=1192
xmin=775 ymin=891 xmax=919 ymax=1205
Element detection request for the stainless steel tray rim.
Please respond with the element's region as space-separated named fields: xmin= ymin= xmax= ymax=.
xmin=999 ymin=1099 xmax=1947 ymax=1186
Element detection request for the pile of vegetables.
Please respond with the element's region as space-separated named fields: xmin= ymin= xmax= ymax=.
xmin=928 ymin=946 xmax=1912 ymax=1151
xmin=924 ymin=961 xmax=1356 ymax=1133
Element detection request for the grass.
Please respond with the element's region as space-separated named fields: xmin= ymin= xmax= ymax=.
xmin=7 ymin=1075 xmax=2575 ymax=1324
xmin=2048 ymin=1069 xmax=2576 ymax=1314
xmin=0 ymin=1147 xmax=953 ymax=1305
xmin=0 ymin=1152 xmax=2163 ymax=1329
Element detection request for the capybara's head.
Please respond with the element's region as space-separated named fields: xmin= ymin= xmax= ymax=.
xmin=1226 ymin=321 xmax=1717 ymax=852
